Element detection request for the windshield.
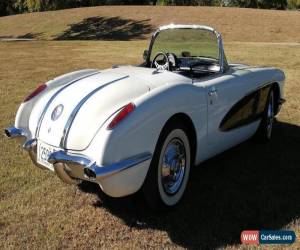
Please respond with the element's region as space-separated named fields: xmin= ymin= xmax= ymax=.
xmin=150 ymin=28 xmax=219 ymax=63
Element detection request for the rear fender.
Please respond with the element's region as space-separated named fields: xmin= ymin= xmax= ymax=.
xmin=84 ymin=83 xmax=207 ymax=196
xmin=15 ymin=69 xmax=99 ymax=140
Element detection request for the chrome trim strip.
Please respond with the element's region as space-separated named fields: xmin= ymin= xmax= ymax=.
xmin=23 ymin=138 xmax=37 ymax=151
xmin=217 ymin=32 xmax=226 ymax=73
xmin=146 ymin=24 xmax=228 ymax=73
xmin=48 ymin=150 xmax=92 ymax=167
xmin=245 ymin=81 xmax=274 ymax=97
xmin=159 ymin=24 xmax=216 ymax=32
xmin=35 ymin=71 xmax=100 ymax=138
xmin=60 ymin=75 xmax=129 ymax=148
xmin=87 ymin=152 xmax=152 ymax=180
xmin=4 ymin=127 xmax=27 ymax=138
xmin=47 ymin=150 xmax=152 ymax=182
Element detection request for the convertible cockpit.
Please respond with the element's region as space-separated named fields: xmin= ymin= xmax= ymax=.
xmin=143 ymin=24 xmax=228 ymax=77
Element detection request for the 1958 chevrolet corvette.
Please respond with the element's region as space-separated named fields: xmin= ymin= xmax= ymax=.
xmin=5 ymin=24 xmax=285 ymax=209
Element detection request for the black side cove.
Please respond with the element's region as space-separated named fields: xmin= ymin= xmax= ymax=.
xmin=220 ymin=84 xmax=271 ymax=131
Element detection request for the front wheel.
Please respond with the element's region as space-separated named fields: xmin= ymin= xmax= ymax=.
xmin=142 ymin=122 xmax=191 ymax=210
xmin=254 ymin=89 xmax=275 ymax=142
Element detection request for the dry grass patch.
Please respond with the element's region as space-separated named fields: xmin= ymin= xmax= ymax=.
xmin=0 ymin=6 xmax=299 ymax=42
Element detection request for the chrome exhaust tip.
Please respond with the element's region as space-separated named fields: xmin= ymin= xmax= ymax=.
xmin=83 ymin=152 xmax=152 ymax=181
xmin=4 ymin=127 xmax=26 ymax=138
xmin=4 ymin=128 xmax=11 ymax=137
xmin=47 ymin=150 xmax=152 ymax=183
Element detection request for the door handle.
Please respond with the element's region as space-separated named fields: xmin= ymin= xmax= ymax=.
xmin=208 ymin=87 xmax=218 ymax=96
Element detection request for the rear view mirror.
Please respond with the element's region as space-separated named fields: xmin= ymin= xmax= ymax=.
xmin=143 ymin=50 xmax=148 ymax=61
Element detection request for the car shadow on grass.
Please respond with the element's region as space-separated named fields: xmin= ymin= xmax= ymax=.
xmin=55 ymin=16 xmax=153 ymax=41
xmin=78 ymin=120 xmax=300 ymax=249
xmin=0 ymin=32 xmax=43 ymax=41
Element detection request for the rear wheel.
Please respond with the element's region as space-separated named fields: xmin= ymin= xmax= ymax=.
xmin=254 ymin=89 xmax=275 ymax=142
xmin=142 ymin=121 xmax=191 ymax=210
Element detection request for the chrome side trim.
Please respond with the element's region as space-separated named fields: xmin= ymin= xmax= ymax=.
xmin=35 ymin=71 xmax=101 ymax=138
xmin=86 ymin=152 xmax=152 ymax=180
xmin=23 ymin=138 xmax=37 ymax=151
xmin=48 ymin=150 xmax=92 ymax=167
xmin=60 ymin=75 xmax=129 ymax=148
xmin=245 ymin=81 xmax=280 ymax=98
xmin=217 ymin=32 xmax=227 ymax=73
xmin=47 ymin=150 xmax=152 ymax=183
xmin=4 ymin=127 xmax=27 ymax=138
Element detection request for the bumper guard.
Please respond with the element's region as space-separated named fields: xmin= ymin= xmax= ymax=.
xmin=48 ymin=150 xmax=152 ymax=183
xmin=5 ymin=126 xmax=152 ymax=185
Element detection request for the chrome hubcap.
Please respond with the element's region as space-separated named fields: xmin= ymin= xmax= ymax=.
xmin=161 ymin=138 xmax=186 ymax=195
xmin=267 ymin=94 xmax=274 ymax=138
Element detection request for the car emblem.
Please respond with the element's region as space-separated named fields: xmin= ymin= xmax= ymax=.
xmin=51 ymin=104 xmax=64 ymax=121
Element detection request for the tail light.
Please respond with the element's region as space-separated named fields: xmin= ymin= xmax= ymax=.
xmin=23 ymin=83 xmax=47 ymax=102
xmin=107 ymin=103 xmax=135 ymax=130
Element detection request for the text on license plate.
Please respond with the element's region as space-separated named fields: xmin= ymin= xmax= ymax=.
xmin=37 ymin=141 xmax=57 ymax=171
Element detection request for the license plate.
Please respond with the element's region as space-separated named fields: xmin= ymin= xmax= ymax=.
xmin=37 ymin=141 xmax=57 ymax=171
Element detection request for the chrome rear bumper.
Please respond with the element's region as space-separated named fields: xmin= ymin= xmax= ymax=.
xmin=48 ymin=150 xmax=152 ymax=184
xmin=5 ymin=126 xmax=152 ymax=185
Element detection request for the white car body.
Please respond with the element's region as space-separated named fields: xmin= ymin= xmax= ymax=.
xmin=5 ymin=25 xmax=285 ymax=198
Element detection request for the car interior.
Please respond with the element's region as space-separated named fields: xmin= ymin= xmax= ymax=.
xmin=150 ymin=51 xmax=221 ymax=77
xmin=142 ymin=28 xmax=223 ymax=78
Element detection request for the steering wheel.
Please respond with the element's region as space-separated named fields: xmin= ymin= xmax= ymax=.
xmin=151 ymin=52 xmax=170 ymax=71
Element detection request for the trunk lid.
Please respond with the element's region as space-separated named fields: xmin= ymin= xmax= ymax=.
xmin=36 ymin=66 xmax=191 ymax=150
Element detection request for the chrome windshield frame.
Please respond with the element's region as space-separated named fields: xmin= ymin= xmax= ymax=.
xmin=146 ymin=24 xmax=228 ymax=73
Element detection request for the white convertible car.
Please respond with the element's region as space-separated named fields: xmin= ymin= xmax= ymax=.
xmin=5 ymin=24 xmax=285 ymax=210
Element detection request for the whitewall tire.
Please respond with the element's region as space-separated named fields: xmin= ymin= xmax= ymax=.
xmin=254 ymin=89 xmax=275 ymax=143
xmin=142 ymin=121 xmax=191 ymax=210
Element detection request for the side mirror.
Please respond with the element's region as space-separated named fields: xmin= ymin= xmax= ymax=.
xmin=143 ymin=50 xmax=148 ymax=61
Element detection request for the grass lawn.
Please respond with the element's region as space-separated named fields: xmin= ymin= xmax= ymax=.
xmin=0 ymin=6 xmax=299 ymax=43
xmin=0 ymin=40 xmax=300 ymax=249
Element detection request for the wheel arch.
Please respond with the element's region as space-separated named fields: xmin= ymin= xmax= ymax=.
xmin=271 ymin=82 xmax=280 ymax=115
xmin=160 ymin=112 xmax=197 ymax=166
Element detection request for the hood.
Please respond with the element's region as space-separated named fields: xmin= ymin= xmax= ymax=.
xmin=36 ymin=66 xmax=191 ymax=150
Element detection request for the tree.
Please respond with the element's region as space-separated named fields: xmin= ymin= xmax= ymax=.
xmin=287 ymin=0 xmax=300 ymax=8
xmin=227 ymin=0 xmax=287 ymax=8
xmin=0 ymin=0 xmax=294 ymax=16
xmin=0 ymin=0 xmax=18 ymax=16
xmin=0 ymin=0 xmax=9 ymax=16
